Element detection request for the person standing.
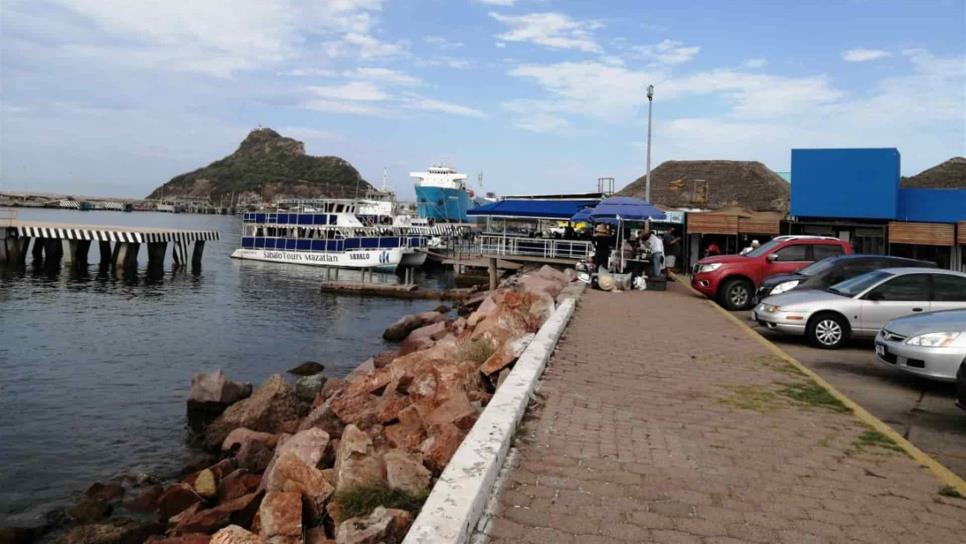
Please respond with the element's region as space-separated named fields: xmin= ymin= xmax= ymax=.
xmin=592 ymin=223 xmax=613 ymax=272
xmin=646 ymin=230 xmax=664 ymax=278
xmin=662 ymin=226 xmax=681 ymax=275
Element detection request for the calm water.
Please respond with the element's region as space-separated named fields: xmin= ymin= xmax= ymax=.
xmin=0 ymin=208 xmax=449 ymax=525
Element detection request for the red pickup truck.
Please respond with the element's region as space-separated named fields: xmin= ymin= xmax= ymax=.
xmin=691 ymin=236 xmax=854 ymax=310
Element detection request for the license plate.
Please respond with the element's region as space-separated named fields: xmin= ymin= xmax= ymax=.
xmin=875 ymin=343 xmax=886 ymax=357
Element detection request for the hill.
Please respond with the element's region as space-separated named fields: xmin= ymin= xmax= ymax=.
xmin=900 ymin=157 xmax=966 ymax=189
xmin=618 ymin=160 xmax=789 ymax=212
xmin=147 ymin=128 xmax=372 ymax=203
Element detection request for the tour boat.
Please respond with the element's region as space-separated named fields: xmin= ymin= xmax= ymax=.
xmin=231 ymin=199 xmax=429 ymax=271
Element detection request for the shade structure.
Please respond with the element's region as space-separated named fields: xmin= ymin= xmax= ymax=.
xmin=572 ymin=196 xmax=666 ymax=223
xmin=467 ymin=198 xmax=599 ymax=220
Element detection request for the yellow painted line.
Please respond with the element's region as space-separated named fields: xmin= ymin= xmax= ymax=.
xmin=670 ymin=271 xmax=966 ymax=496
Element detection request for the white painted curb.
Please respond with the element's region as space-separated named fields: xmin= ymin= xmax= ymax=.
xmin=404 ymin=283 xmax=584 ymax=544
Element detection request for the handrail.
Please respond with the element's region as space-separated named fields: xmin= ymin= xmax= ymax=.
xmin=474 ymin=234 xmax=592 ymax=260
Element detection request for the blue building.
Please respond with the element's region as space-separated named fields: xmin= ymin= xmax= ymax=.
xmin=789 ymin=148 xmax=965 ymax=270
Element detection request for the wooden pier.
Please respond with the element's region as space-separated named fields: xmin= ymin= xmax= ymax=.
xmin=0 ymin=218 xmax=219 ymax=270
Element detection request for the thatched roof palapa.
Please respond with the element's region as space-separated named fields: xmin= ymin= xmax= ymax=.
xmin=619 ymin=160 xmax=789 ymax=212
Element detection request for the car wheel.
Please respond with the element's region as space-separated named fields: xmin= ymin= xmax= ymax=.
xmin=719 ymin=278 xmax=753 ymax=311
xmin=807 ymin=313 xmax=849 ymax=349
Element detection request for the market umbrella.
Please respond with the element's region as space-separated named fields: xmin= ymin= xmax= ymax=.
xmin=575 ymin=197 xmax=666 ymax=273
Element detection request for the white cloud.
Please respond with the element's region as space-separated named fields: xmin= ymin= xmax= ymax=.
xmin=475 ymin=0 xmax=516 ymax=5
xmin=346 ymin=67 xmax=422 ymax=86
xmin=308 ymin=82 xmax=389 ymax=101
xmin=416 ymin=56 xmax=472 ymax=70
xmin=302 ymin=98 xmax=385 ymax=116
xmin=12 ymin=0 xmax=404 ymax=77
xmin=665 ymin=70 xmax=844 ymax=118
xmin=403 ymin=96 xmax=487 ymax=118
xmin=279 ymin=68 xmax=339 ymax=77
xmin=489 ymin=12 xmax=602 ymax=53
xmin=633 ymin=39 xmax=700 ymax=65
xmin=424 ymin=36 xmax=464 ymax=49
xmin=743 ymin=58 xmax=767 ymax=69
xmin=842 ymin=48 xmax=891 ymax=62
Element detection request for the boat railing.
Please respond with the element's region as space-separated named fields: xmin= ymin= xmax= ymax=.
xmin=0 ymin=209 xmax=16 ymax=227
xmin=474 ymin=234 xmax=592 ymax=260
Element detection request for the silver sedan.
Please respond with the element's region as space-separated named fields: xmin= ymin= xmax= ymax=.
xmin=875 ymin=310 xmax=966 ymax=382
xmin=753 ymin=268 xmax=966 ymax=349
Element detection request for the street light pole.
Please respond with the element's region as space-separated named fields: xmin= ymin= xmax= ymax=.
xmin=645 ymin=84 xmax=654 ymax=203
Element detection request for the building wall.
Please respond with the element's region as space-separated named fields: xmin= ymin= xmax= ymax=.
xmin=897 ymin=188 xmax=966 ymax=223
xmin=790 ymin=148 xmax=900 ymax=220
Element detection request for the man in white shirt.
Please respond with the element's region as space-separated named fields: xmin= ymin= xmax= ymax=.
xmin=646 ymin=230 xmax=664 ymax=278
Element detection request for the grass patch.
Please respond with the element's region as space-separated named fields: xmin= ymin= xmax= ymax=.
xmin=333 ymin=482 xmax=430 ymax=520
xmin=851 ymin=430 xmax=905 ymax=455
xmin=717 ymin=385 xmax=781 ymax=412
xmin=754 ymin=355 xmax=807 ymax=377
xmin=459 ymin=337 xmax=497 ymax=364
xmin=939 ymin=485 xmax=965 ymax=499
xmin=778 ymin=381 xmax=850 ymax=413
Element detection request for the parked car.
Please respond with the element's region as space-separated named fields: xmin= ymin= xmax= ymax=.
xmin=875 ymin=310 xmax=966 ymax=382
xmin=755 ymin=255 xmax=936 ymax=303
xmin=754 ymin=268 xmax=966 ymax=349
xmin=691 ymin=235 xmax=853 ymax=310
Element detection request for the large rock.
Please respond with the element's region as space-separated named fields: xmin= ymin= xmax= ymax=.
xmin=187 ymin=371 xmax=253 ymax=432
xmin=398 ymin=321 xmax=447 ymax=356
xmin=295 ymin=374 xmax=327 ymax=403
xmin=383 ymin=450 xmax=431 ymax=495
xmin=205 ymin=375 xmax=299 ymax=449
xmin=334 ymin=425 xmax=385 ymax=491
xmin=479 ymin=333 xmax=535 ymax=376
xmin=222 ymin=428 xmax=278 ymax=453
xmin=84 ymin=482 xmax=125 ymax=504
xmin=236 ymin=440 xmax=275 ymax=473
xmin=420 ymin=423 xmax=464 ymax=474
xmin=67 ymin=498 xmax=113 ymax=523
xmin=298 ymin=398 xmax=346 ymax=438
xmin=218 ymin=470 xmax=262 ymax=502
xmin=210 ymin=525 xmax=265 ymax=544
xmin=383 ymin=406 xmax=426 ymax=453
xmin=287 ymin=361 xmax=325 ymax=376
xmin=194 ymin=469 xmax=217 ymax=499
xmin=335 ymin=507 xmax=412 ymax=544
xmin=124 ymin=484 xmax=164 ymax=513
xmin=158 ymin=483 xmax=204 ymax=521
xmin=146 ymin=534 xmax=211 ymax=544
xmin=382 ymin=312 xmax=442 ymax=342
xmin=258 ymin=492 xmax=301 ymax=544
xmin=60 ymin=518 xmax=162 ymax=544
xmin=264 ymin=452 xmax=334 ymax=523
xmin=168 ymin=493 xmax=261 ymax=536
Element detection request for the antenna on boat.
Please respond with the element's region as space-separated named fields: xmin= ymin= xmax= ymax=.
xmin=382 ymin=167 xmax=389 ymax=192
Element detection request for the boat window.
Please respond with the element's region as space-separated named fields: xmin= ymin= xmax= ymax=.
xmin=255 ymin=227 xmax=263 ymax=237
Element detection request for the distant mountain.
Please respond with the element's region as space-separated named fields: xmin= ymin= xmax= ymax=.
xmin=618 ymin=160 xmax=789 ymax=212
xmin=901 ymin=157 xmax=966 ymax=189
xmin=147 ymin=128 xmax=372 ymax=203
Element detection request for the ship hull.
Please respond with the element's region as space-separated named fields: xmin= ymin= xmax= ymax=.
xmin=231 ymin=248 xmax=403 ymax=271
xmin=415 ymin=186 xmax=473 ymax=222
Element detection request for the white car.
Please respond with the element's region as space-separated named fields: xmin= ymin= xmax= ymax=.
xmin=754 ymin=268 xmax=966 ymax=349
xmin=875 ymin=309 xmax=966 ymax=382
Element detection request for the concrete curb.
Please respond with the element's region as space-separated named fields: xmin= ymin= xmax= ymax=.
xmin=404 ymin=282 xmax=585 ymax=543
xmin=670 ymin=271 xmax=966 ymax=496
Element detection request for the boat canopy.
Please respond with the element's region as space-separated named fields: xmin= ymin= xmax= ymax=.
xmin=467 ymin=198 xmax=599 ymax=220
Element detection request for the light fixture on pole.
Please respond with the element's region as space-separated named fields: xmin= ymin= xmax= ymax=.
xmin=645 ymin=84 xmax=655 ymax=204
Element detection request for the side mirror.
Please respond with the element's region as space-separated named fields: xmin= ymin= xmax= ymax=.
xmin=865 ymin=291 xmax=885 ymax=301
xmin=767 ymin=253 xmax=779 ymax=262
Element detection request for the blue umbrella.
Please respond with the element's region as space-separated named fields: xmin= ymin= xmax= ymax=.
xmin=586 ymin=196 xmax=666 ymax=222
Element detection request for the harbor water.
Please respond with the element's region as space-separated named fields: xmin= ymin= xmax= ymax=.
xmin=0 ymin=208 xmax=450 ymax=526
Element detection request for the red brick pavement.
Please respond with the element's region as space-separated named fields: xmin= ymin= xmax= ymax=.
xmin=477 ymin=283 xmax=966 ymax=544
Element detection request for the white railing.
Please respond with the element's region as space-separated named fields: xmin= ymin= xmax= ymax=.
xmin=474 ymin=234 xmax=592 ymax=260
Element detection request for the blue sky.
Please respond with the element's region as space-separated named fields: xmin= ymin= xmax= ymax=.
xmin=1 ymin=0 xmax=964 ymax=199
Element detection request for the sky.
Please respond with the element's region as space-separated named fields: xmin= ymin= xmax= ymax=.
xmin=1 ymin=0 xmax=964 ymax=200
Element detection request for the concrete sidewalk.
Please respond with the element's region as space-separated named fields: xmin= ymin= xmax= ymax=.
xmin=477 ymin=283 xmax=966 ymax=544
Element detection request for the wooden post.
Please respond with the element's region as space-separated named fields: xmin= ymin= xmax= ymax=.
xmin=488 ymin=257 xmax=498 ymax=291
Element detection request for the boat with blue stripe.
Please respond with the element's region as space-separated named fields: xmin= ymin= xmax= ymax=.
xmin=231 ymin=199 xmax=428 ymax=271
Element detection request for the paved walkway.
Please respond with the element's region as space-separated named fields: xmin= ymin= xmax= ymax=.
xmin=478 ymin=284 xmax=966 ymax=544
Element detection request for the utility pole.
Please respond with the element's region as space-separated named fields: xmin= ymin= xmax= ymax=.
xmin=645 ymin=84 xmax=655 ymax=203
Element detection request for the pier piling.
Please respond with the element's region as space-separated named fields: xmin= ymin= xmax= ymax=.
xmin=32 ymin=238 xmax=46 ymax=263
xmin=191 ymin=241 xmax=205 ymax=269
xmin=148 ymin=242 xmax=167 ymax=269
xmin=44 ymin=238 xmax=63 ymax=266
xmin=99 ymin=241 xmax=112 ymax=264
xmin=112 ymin=242 xmax=139 ymax=269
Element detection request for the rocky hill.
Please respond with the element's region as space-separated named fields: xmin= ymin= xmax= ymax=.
xmin=619 ymin=160 xmax=789 ymax=212
xmin=901 ymin=157 xmax=966 ymax=189
xmin=147 ymin=128 xmax=372 ymax=203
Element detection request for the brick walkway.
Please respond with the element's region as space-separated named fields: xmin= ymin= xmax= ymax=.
xmin=478 ymin=284 xmax=966 ymax=544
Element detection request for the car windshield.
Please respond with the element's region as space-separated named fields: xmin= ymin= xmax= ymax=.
xmin=745 ymin=239 xmax=783 ymax=258
xmin=796 ymin=256 xmax=840 ymax=277
xmin=827 ymin=270 xmax=892 ymax=297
